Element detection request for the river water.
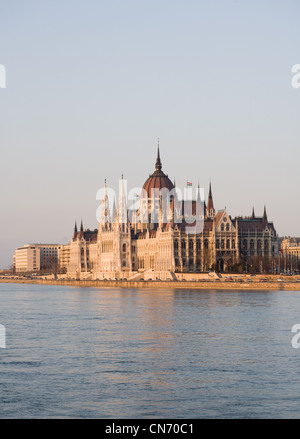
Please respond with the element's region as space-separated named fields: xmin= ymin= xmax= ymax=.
xmin=0 ymin=282 xmax=300 ymax=419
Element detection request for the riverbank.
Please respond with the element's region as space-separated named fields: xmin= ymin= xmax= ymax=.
xmin=1 ymin=277 xmax=300 ymax=290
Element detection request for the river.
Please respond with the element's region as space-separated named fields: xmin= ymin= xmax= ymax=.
xmin=0 ymin=282 xmax=299 ymax=418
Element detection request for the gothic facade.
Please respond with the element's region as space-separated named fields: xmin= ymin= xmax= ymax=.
xmin=66 ymin=149 xmax=279 ymax=279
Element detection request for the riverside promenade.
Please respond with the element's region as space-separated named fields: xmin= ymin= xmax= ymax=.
xmin=1 ymin=276 xmax=300 ymax=290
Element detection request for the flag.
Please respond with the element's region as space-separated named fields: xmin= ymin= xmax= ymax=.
xmin=187 ymin=181 xmax=192 ymax=187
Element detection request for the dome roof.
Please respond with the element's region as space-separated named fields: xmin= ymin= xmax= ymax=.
xmin=142 ymin=146 xmax=174 ymax=198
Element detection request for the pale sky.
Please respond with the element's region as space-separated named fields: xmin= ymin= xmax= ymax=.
xmin=1 ymin=0 xmax=300 ymax=268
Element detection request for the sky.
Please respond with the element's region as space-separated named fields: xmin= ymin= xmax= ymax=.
xmin=0 ymin=0 xmax=300 ymax=268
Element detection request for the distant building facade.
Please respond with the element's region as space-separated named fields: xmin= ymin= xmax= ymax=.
xmin=13 ymin=244 xmax=67 ymax=273
xmin=13 ymin=245 xmax=41 ymax=273
xmin=280 ymin=237 xmax=300 ymax=272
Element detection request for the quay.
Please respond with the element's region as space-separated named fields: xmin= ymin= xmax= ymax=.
xmin=1 ymin=276 xmax=300 ymax=290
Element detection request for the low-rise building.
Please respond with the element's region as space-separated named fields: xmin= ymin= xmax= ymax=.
xmin=13 ymin=243 xmax=65 ymax=273
xmin=13 ymin=245 xmax=41 ymax=273
xmin=280 ymin=237 xmax=300 ymax=273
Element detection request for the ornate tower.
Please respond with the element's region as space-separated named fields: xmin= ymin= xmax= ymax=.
xmin=115 ymin=175 xmax=132 ymax=274
xmin=207 ymin=182 xmax=215 ymax=219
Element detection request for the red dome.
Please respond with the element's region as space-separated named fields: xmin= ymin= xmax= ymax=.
xmin=142 ymin=147 xmax=174 ymax=198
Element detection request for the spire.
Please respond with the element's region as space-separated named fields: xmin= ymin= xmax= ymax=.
xmin=117 ymin=173 xmax=127 ymax=227
xmin=263 ymin=205 xmax=267 ymax=220
xmin=207 ymin=181 xmax=215 ymax=217
xmin=196 ymin=182 xmax=204 ymax=222
xmin=112 ymin=196 xmax=117 ymax=223
xmin=251 ymin=206 xmax=255 ymax=219
xmin=99 ymin=178 xmax=110 ymax=230
xmin=197 ymin=182 xmax=201 ymax=201
xmin=79 ymin=220 xmax=84 ymax=239
xmin=155 ymin=140 xmax=162 ymax=171
xmin=73 ymin=221 xmax=78 ymax=240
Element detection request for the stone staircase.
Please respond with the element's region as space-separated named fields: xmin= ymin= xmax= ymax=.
xmin=81 ymin=272 xmax=93 ymax=280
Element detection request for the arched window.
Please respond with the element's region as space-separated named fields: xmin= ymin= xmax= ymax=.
xmin=122 ymin=243 xmax=126 ymax=253
xmin=226 ymin=223 xmax=230 ymax=231
xmin=232 ymin=239 xmax=235 ymax=249
xmin=226 ymin=239 xmax=230 ymax=249
xmin=216 ymin=239 xmax=220 ymax=249
xmin=264 ymin=240 xmax=269 ymax=251
xmin=189 ymin=240 xmax=194 ymax=256
xmin=221 ymin=239 xmax=225 ymax=249
xmin=221 ymin=223 xmax=224 ymax=232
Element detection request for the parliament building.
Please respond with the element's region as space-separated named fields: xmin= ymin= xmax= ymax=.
xmin=66 ymin=148 xmax=279 ymax=280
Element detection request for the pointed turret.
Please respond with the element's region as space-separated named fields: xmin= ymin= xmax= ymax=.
xmin=111 ymin=196 xmax=117 ymax=223
xmin=207 ymin=181 xmax=215 ymax=218
xmin=73 ymin=221 xmax=78 ymax=241
xmin=117 ymin=174 xmax=127 ymax=228
xmin=194 ymin=183 xmax=204 ymax=232
xmin=197 ymin=182 xmax=201 ymax=201
xmin=79 ymin=220 xmax=84 ymax=239
xmin=99 ymin=178 xmax=111 ymax=230
xmin=263 ymin=205 xmax=267 ymax=219
xmin=251 ymin=206 xmax=255 ymax=219
xmin=155 ymin=141 xmax=162 ymax=171
xmin=262 ymin=205 xmax=268 ymax=226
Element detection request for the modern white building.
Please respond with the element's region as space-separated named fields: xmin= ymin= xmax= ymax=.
xmin=13 ymin=245 xmax=41 ymax=272
xmin=13 ymin=243 xmax=66 ymax=273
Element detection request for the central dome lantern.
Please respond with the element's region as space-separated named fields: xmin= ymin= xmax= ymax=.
xmin=142 ymin=145 xmax=174 ymax=198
